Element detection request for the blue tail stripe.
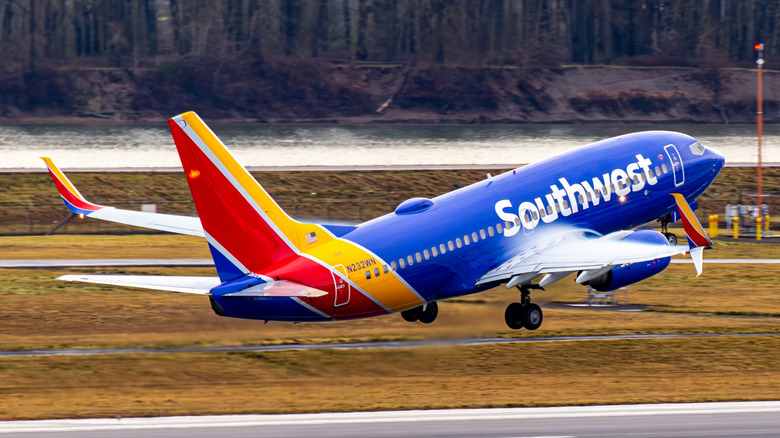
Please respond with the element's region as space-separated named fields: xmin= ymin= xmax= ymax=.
xmin=208 ymin=243 xmax=245 ymax=282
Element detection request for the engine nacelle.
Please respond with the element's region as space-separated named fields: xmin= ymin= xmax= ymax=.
xmin=586 ymin=229 xmax=671 ymax=292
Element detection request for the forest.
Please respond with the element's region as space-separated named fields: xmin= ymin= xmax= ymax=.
xmin=0 ymin=0 xmax=778 ymax=122
xmin=1 ymin=0 xmax=778 ymax=70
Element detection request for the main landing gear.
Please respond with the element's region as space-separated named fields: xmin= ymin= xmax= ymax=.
xmin=658 ymin=214 xmax=679 ymax=246
xmin=504 ymin=285 xmax=543 ymax=330
xmin=401 ymin=301 xmax=438 ymax=324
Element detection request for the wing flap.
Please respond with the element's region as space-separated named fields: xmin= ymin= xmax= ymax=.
xmin=477 ymin=230 xmax=685 ymax=286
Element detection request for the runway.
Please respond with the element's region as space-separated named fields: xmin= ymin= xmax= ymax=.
xmin=3 ymin=401 xmax=780 ymax=437
xmin=2 ymin=332 xmax=778 ymax=358
xmin=1 ymin=161 xmax=775 ymax=173
xmin=3 ymin=258 xmax=779 ymax=269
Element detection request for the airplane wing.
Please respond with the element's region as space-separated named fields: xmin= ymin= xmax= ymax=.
xmin=42 ymin=157 xmax=204 ymax=237
xmin=57 ymin=275 xmax=328 ymax=298
xmin=475 ymin=229 xmax=685 ymax=288
xmin=478 ymin=193 xmax=712 ymax=288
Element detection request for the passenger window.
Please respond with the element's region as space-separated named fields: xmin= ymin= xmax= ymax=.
xmin=448 ymin=241 xmax=455 ymax=251
xmin=505 ymin=220 xmax=512 ymax=229
xmin=383 ymin=265 xmax=389 ymax=274
xmin=601 ymin=186 xmax=608 ymax=196
xmin=662 ymin=163 xmax=668 ymax=174
xmin=416 ymin=252 xmax=422 ymax=263
xmin=514 ymin=217 xmax=521 ymax=226
xmin=391 ymin=261 xmax=398 ymax=271
xmin=399 ymin=258 xmax=406 ymax=269
xmin=577 ymin=194 xmax=584 ymax=204
xmin=496 ymin=223 xmax=503 ymax=234
xmin=471 ymin=232 xmax=478 ymax=242
xmin=374 ymin=267 xmax=380 ymax=277
xmin=531 ymin=211 xmax=538 ymax=221
xmin=464 ymin=235 xmax=471 ymax=245
xmin=487 ymin=227 xmax=494 ymax=237
xmin=424 ymin=249 xmax=430 ymax=260
xmin=563 ymin=200 xmax=569 ymax=210
xmin=366 ymin=270 xmax=371 ymax=279
xmin=439 ymin=243 xmax=446 ymax=254
xmin=456 ymin=238 xmax=462 ymax=248
xmin=655 ymin=166 xmax=661 ymax=177
xmin=407 ymin=255 xmax=414 ymax=266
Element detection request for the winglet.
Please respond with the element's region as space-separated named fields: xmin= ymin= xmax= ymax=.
xmin=41 ymin=157 xmax=104 ymax=216
xmin=671 ymin=193 xmax=712 ymax=277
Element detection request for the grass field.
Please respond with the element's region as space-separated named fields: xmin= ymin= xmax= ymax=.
xmin=2 ymin=234 xmax=780 ymax=419
xmin=2 ymin=337 xmax=780 ymax=420
xmin=2 ymin=166 xmax=779 ymax=235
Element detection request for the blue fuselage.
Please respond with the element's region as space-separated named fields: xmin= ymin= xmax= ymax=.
xmin=345 ymin=131 xmax=724 ymax=302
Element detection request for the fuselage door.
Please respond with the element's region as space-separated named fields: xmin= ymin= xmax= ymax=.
xmin=332 ymin=264 xmax=350 ymax=307
xmin=664 ymin=144 xmax=685 ymax=187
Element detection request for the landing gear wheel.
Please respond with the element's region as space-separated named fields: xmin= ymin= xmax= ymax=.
xmin=522 ymin=303 xmax=543 ymax=331
xmin=401 ymin=306 xmax=421 ymax=322
xmin=504 ymin=302 xmax=524 ymax=329
xmin=418 ymin=302 xmax=438 ymax=324
xmin=665 ymin=233 xmax=678 ymax=246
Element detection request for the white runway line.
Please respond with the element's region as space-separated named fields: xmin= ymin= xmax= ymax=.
xmin=2 ymin=401 xmax=780 ymax=434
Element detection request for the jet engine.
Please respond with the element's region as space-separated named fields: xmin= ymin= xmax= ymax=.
xmin=585 ymin=229 xmax=672 ymax=292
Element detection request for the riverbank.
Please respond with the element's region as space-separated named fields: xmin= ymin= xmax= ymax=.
xmin=1 ymin=62 xmax=777 ymax=124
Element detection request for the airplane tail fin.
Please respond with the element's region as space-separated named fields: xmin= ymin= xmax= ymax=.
xmin=168 ymin=112 xmax=327 ymax=282
xmin=671 ymin=193 xmax=713 ymax=277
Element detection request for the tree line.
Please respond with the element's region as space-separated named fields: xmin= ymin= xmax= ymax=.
xmin=1 ymin=0 xmax=778 ymax=73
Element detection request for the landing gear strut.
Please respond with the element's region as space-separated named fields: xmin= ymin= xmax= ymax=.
xmin=401 ymin=301 xmax=438 ymax=324
xmin=504 ymin=285 xmax=544 ymax=330
xmin=657 ymin=214 xmax=678 ymax=245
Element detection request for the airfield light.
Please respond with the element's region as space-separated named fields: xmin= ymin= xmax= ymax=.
xmin=756 ymin=43 xmax=765 ymax=217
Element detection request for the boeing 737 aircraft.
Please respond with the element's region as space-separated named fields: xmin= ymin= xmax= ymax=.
xmin=43 ymin=112 xmax=724 ymax=330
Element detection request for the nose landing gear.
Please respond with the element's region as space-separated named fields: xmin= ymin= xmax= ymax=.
xmin=504 ymin=284 xmax=544 ymax=330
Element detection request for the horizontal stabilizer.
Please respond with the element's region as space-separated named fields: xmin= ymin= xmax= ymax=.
xmin=42 ymin=157 xmax=204 ymax=237
xmin=221 ymin=280 xmax=328 ymax=298
xmin=58 ymin=275 xmax=220 ymax=294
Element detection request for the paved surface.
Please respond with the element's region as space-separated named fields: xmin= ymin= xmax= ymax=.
xmin=2 ymin=332 xmax=778 ymax=358
xmin=2 ymin=401 xmax=780 ymax=437
xmin=4 ymin=258 xmax=779 ymax=269
xmin=2 ymin=162 xmax=775 ymax=173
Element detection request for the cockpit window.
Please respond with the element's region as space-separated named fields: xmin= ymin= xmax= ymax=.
xmin=689 ymin=142 xmax=705 ymax=155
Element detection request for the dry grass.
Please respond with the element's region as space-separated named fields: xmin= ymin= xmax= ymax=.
xmin=2 ymin=166 xmax=779 ymax=234
xmin=0 ymin=234 xmax=211 ymax=259
xmin=1 ymin=261 xmax=780 ymax=352
xmin=2 ymin=337 xmax=780 ymax=420
xmin=2 ymin=233 xmax=780 ymax=420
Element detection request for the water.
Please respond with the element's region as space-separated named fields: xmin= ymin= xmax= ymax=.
xmin=0 ymin=122 xmax=777 ymax=169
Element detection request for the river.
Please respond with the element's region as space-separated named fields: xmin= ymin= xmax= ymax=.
xmin=0 ymin=122 xmax=777 ymax=169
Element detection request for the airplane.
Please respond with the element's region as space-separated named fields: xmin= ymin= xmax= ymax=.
xmin=43 ymin=111 xmax=724 ymax=330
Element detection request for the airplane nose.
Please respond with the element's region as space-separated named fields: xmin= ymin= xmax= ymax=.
xmin=706 ymin=146 xmax=725 ymax=173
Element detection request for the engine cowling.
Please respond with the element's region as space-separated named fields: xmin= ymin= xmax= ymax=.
xmin=586 ymin=229 xmax=671 ymax=292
